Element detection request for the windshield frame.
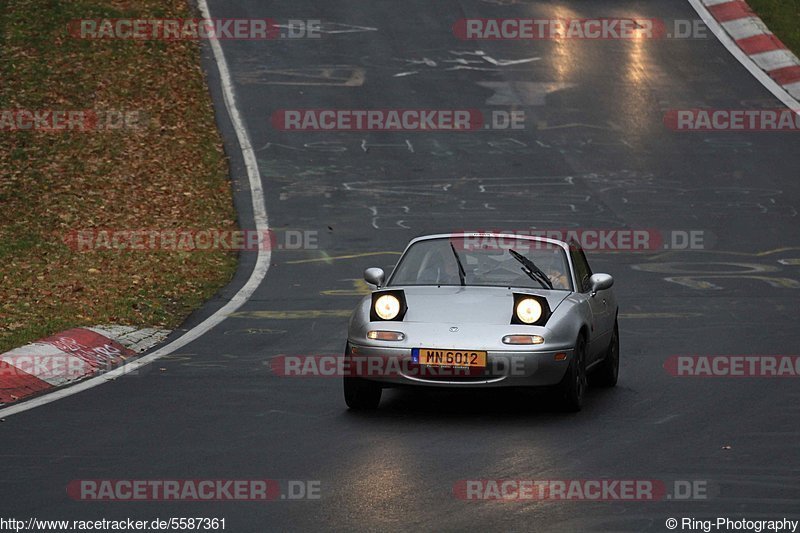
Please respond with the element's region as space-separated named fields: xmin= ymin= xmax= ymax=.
xmin=385 ymin=234 xmax=576 ymax=291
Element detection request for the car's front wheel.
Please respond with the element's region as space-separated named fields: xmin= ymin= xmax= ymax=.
xmin=342 ymin=343 xmax=382 ymax=410
xmin=557 ymin=334 xmax=587 ymax=412
xmin=343 ymin=377 xmax=382 ymax=410
xmin=592 ymin=319 xmax=619 ymax=387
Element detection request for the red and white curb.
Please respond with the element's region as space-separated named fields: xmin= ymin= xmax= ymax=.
xmin=701 ymin=0 xmax=800 ymax=100
xmin=0 ymin=326 xmax=169 ymax=405
xmin=0 ymin=0 xmax=271 ymax=420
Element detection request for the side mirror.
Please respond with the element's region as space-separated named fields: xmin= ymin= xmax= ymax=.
xmin=589 ymin=273 xmax=613 ymax=296
xmin=364 ymin=267 xmax=385 ymax=289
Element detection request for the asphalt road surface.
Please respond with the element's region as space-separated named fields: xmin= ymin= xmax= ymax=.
xmin=2 ymin=0 xmax=799 ymax=531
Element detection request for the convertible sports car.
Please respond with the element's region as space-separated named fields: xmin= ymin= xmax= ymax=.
xmin=343 ymin=233 xmax=619 ymax=412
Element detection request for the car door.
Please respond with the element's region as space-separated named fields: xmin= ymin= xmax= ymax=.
xmin=570 ymin=243 xmax=611 ymax=362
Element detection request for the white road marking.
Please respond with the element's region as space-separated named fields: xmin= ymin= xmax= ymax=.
xmin=688 ymin=0 xmax=800 ymax=113
xmin=0 ymin=0 xmax=270 ymax=419
xmin=315 ymin=23 xmax=378 ymax=35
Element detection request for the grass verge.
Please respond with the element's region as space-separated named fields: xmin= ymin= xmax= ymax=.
xmin=0 ymin=0 xmax=239 ymax=352
xmin=747 ymin=0 xmax=800 ymax=55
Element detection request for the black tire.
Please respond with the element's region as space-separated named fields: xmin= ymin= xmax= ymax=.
xmin=342 ymin=343 xmax=382 ymax=410
xmin=343 ymin=377 xmax=382 ymax=410
xmin=557 ymin=334 xmax=587 ymax=412
xmin=592 ymin=320 xmax=619 ymax=387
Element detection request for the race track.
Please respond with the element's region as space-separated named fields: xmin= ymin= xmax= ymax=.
xmin=2 ymin=0 xmax=799 ymax=531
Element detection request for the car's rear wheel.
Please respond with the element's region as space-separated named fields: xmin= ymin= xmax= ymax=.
xmin=343 ymin=343 xmax=382 ymax=410
xmin=557 ymin=334 xmax=587 ymax=412
xmin=592 ymin=319 xmax=619 ymax=387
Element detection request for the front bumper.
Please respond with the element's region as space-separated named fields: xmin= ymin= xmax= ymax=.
xmin=346 ymin=342 xmax=573 ymax=388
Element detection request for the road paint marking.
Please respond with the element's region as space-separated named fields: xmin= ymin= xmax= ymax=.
xmin=286 ymin=252 xmax=401 ymax=265
xmin=223 ymin=328 xmax=287 ymax=335
xmin=665 ymin=275 xmax=800 ymax=289
xmin=361 ymin=139 xmax=414 ymax=153
xmin=634 ymin=260 xmax=800 ymax=289
xmin=314 ymin=23 xmax=378 ymax=35
xmin=321 ymin=279 xmax=372 ymax=296
xmin=447 ymin=50 xmax=540 ymax=67
xmin=0 ymin=0 xmax=270 ymax=418
xmin=634 ymin=262 xmax=780 ymax=274
xmin=306 ymin=251 xmax=333 ymax=264
xmin=647 ymin=247 xmax=800 ymax=261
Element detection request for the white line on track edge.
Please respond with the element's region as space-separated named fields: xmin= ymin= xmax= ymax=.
xmin=0 ymin=0 xmax=270 ymax=419
xmin=687 ymin=0 xmax=800 ymax=113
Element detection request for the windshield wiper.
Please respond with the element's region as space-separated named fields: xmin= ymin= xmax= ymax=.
xmin=509 ymin=249 xmax=553 ymax=290
xmin=450 ymin=243 xmax=467 ymax=286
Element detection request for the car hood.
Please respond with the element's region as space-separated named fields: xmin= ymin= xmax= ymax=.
xmin=395 ymin=285 xmax=570 ymax=325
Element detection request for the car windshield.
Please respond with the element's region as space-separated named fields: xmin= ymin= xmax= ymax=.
xmin=388 ymin=236 xmax=573 ymax=290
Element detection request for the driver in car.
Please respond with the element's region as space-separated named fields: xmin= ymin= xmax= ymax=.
xmin=417 ymin=248 xmax=461 ymax=285
xmin=545 ymin=265 xmax=569 ymax=289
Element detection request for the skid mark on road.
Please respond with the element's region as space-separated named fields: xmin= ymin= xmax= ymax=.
xmin=229 ymin=310 xmax=352 ymax=320
xmin=619 ymin=312 xmax=702 ymax=319
xmin=237 ymin=65 xmax=365 ymax=86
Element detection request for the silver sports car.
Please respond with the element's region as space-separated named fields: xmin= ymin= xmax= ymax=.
xmin=343 ymin=233 xmax=619 ymax=411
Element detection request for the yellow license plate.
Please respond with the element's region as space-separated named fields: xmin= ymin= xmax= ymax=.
xmin=415 ymin=349 xmax=487 ymax=368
